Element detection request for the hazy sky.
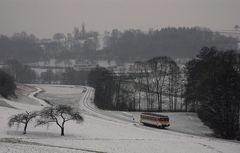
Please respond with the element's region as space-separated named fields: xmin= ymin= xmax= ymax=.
xmin=0 ymin=0 xmax=239 ymax=38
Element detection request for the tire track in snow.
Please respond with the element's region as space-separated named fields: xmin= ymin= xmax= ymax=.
xmin=198 ymin=142 xmax=224 ymax=153
xmin=80 ymin=87 xmax=135 ymax=125
xmin=0 ymin=138 xmax=106 ymax=153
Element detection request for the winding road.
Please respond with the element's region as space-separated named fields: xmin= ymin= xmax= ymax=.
xmin=79 ymin=87 xmax=137 ymax=124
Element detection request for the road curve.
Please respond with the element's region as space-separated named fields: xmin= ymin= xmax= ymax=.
xmin=28 ymin=87 xmax=51 ymax=107
xmin=79 ymin=87 xmax=136 ymax=124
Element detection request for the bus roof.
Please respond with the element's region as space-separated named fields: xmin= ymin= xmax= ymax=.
xmin=141 ymin=112 xmax=169 ymax=118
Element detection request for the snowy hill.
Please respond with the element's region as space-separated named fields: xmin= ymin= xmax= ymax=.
xmin=0 ymin=84 xmax=239 ymax=153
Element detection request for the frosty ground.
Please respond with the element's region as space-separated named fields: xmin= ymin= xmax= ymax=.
xmin=0 ymin=84 xmax=239 ymax=153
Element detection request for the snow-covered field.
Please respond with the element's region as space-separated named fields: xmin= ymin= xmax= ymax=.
xmin=34 ymin=84 xmax=84 ymax=108
xmin=131 ymin=112 xmax=213 ymax=136
xmin=0 ymin=84 xmax=239 ymax=153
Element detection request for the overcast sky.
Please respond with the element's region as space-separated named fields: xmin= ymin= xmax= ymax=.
xmin=0 ymin=0 xmax=239 ymax=38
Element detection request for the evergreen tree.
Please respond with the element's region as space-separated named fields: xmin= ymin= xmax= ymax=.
xmin=0 ymin=70 xmax=16 ymax=98
xmin=185 ymin=47 xmax=240 ymax=139
xmin=88 ymin=67 xmax=115 ymax=109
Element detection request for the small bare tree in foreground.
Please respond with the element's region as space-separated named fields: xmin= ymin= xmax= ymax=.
xmin=36 ymin=105 xmax=83 ymax=136
xmin=8 ymin=111 xmax=37 ymax=134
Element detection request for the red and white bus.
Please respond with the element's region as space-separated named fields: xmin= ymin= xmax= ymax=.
xmin=140 ymin=113 xmax=170 ymax=128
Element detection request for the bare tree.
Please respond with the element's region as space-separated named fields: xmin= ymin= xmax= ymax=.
xmin=179 ymin=67 xmax=187 ymax=111
xmin=8 ymin=111 xmax=37 ymax=134
xmin=133 ymin=61 xmax=146 ymax=111
xmin=36 ymin=105 xmax=83 ymax=136
xmin=167 ymin=60 xmax=181 ymax=111
xmin=141 ymin=62 xmax=152 ymax=111
xmin=148 ymin=56 xmax=170 ymax=111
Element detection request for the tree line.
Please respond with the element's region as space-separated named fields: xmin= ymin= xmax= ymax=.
xmin=40 ymin=68 xmax=89 ymax=85
xmin=0 ymin=59 xmax=89 ymax=85
xmin=0 ymin=27 xmax=238 ymax=64
xmin=104 ymin=27 xmax=238 ymax=62
xmin=0 ymin=32 xmax=44 ymax=63
xmin=0 ymin=25 xmax=99 ymax=63
xmin=88 ymin=56 xmax=185 ymax=112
